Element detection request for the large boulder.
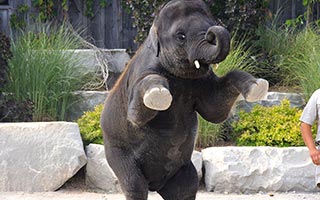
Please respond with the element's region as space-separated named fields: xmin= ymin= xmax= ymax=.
xmin=202 ymin=147 xmax=317 ymax=193
xmin=70 ymin=49 xmax=130 ymax=89
xmin=0 ymin=122 xmax=87 ymax=192
xmin=85 ymin=144 xmax=120 ymax=193
xmin=85 ymin=144 xmax=202 ymax=192
xmin=191 ymin=150 xmax=203 ymax=181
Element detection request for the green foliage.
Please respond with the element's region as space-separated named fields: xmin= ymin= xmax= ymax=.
xmin=0 ymin=33 xmax=33 ymax=122
xmin=286 ymin=0 xmax=320 ymax=27
xmin=77 ymin=104 xmax=104 ymax=146
xmin=208 ymin=0 xmax=269 ymax=38
xmin=5 ymin=22 xmax=87 ymax=121
xmin=251 ymin=14 xmax=320 ymax=92
xmin=232 ymin=100 xmax=313 ymax=147
xmin=282 ymin=27 xmax=320 ymax=100
xmin=10 ymin=4 xmax=30 ymax=29
xmin=12 ymin=0 xmax=107 ymax=29
xmin=254 ymin=21 xmax=320 ymax=96
xmin=121 ymin=0 xmax=167 ymax=45
xmin=32 ymin=0 xmax=55 ymax=21
xmin=85 ymin=0 xmax=95 ymax=17
xmin=252 ymin=22 xmax=297 ymax=87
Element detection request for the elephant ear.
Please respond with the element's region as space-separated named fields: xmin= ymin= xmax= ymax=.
xmin=146 ymin=3 xmax=166 ymax=57
xmin=147 ymin=24 xmax=160 ymax=57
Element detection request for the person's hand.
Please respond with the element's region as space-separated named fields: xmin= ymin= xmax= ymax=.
xmin=310 ymin=148 xmax=320 ymax=165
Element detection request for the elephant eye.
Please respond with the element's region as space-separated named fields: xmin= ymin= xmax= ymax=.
xmin=177 ymin=32 xmax=186 ymax=42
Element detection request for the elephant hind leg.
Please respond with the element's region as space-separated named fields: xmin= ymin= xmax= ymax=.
xmin=105 ymin=147 xmax=148 ymax=200
xmin=157 ymin=161 xmax=198 ymax=200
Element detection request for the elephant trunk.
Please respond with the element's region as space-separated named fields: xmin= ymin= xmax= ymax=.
xmin=192 ymin=26 xmax=231 ymax=65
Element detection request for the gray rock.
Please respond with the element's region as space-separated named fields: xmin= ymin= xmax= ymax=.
xmin=67 ymin=91 xmax=108 ymax=121
xmin=71 ymin=49 xmax=129 ymax=74
xmin=191 ymin=151 xmax=203 ymax=181
xmin=202 ymin=147 xmax=317 ymax=193
xmin=70 ymin=49 xmax=130 ymax=89
xmin=0 ymin=122 xmax=87 ymax=192
xmin=85 ymin=144 xmax=121 ymax=193
xmin=235 ymin=92 xmax=305 ymax=113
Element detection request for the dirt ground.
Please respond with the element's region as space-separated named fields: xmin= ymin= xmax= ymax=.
xmin=1 ymin=170 xmax=319 ymax=200
xmin=1 ymin=191 xmax=320 ymax=200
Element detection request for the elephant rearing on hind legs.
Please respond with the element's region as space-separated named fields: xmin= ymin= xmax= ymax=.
xmin=100 ymin=0 xmax=268 ymax=199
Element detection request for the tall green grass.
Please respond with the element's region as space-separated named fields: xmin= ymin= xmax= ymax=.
xmin=253 ymin=14 xmax=320 ymax=98
xmin=196 ymin=115 xmax=225 ymax=148
xmin=253 ymin=24 xmax=298 ymax=86
xmin=6 ymin=22 xmax=87 ymax=121
xmin=282 ymin=27 xmax=320 ymax=100
xmin=214 ymin=34 xmax=255 ymax=76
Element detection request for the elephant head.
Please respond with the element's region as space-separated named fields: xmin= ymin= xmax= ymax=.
xmin=147 ymin=0 xmax=230 ymax=79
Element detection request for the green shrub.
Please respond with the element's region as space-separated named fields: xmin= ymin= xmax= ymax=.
xmin=77 ymin=104 xmax=104 ymax=146
xmin=232 ymin=99 xmax=314 ymax=147
xmin=252 ymin=21 xmax=298 ymax=87
xmin=5 ymin=21 xmax=88 ymax=121
xmin=282 ymin=27 xmax=320 ymax=100
xmin=252 ymin=17 xmax=320 ymax=93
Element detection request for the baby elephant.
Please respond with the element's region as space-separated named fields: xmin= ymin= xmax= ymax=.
xmin=100 ymin=0 xmax=268 ymax=199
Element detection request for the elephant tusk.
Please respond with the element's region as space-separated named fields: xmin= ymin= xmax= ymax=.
xmin=194 ymin=60 xmax=200 ymax=69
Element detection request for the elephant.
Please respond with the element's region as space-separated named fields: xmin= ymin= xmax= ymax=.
xmin=100 ymin=0 xmax=268 ymax=199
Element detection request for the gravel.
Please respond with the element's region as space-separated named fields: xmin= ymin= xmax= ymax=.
xmin=0 ymin=191 xmax=319 ymax=200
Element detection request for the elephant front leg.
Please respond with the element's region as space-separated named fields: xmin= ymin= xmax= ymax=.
xmin=196 ymin=71 xmax=268 ymax=123
xmin=245 ymin=78 xmax=269 ymax=102
xmin=226 ymin=70 xmax=268 ymax=102
xmin=143 ymin=86 xmax=172 ymax=111
xmin=127 ymin=74 xmax=172 ymax=126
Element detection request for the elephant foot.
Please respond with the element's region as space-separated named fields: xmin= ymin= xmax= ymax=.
xmin=245 ymin=78 xmax=269 ymax=102
xmin=143 ymin=86 xmax=172 ymax=110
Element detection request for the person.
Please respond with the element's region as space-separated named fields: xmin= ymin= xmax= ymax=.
xmin=300 ymin=89 xmax=320 ymax=187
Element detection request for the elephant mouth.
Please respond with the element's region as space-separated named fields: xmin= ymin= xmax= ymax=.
xmin=190 ymin=59 xmax=212 ymax=72
xmin=177 ymin=60 xmax=211 ymax=79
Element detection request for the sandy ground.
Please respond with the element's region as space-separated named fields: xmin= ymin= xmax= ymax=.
xmin=1 ymin=170 xmax=319 ymax=200
xmin=1 ymin=191 xmax=320 ymax=200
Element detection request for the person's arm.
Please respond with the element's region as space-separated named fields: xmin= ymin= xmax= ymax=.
xmin=301 ymin=122 xmax=320 ymax=165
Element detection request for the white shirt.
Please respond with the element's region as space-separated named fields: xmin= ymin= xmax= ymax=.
xmin=300 ymin=89 xmax=320 ymax=141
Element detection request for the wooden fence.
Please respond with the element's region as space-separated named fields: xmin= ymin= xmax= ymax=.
xmin=0 ymin=0 xmax=318 ymax=51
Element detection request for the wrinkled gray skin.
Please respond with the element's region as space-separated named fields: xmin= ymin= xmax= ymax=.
xmin=101 ymin=0 xmax=260 ymax=199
